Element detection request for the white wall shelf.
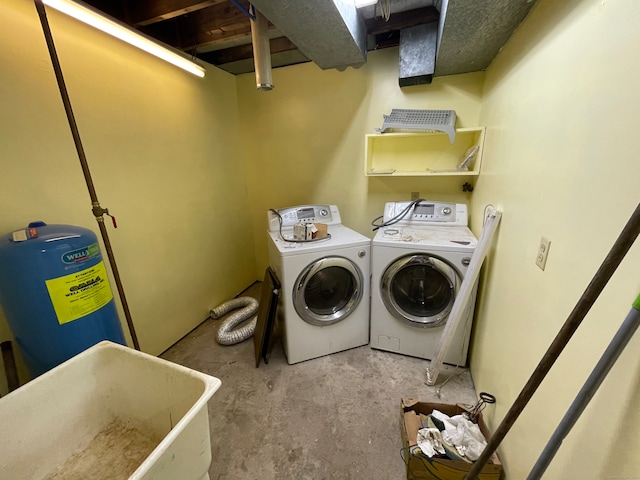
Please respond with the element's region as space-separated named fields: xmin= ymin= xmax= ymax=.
xmin=364 ymin=127 xmax=486 ymax=177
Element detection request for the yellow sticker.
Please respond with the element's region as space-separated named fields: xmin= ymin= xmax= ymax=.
xmin=45 ymin=261 xmax=114 ymax=325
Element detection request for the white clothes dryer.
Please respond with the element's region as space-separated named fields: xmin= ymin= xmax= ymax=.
xmin=267 ymin=205 xmax=370 ymax=364
xmin=370 ymin=201 xmax=478 ymax=365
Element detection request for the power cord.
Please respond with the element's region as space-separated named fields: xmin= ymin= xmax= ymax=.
xmin=269 ymin=209 xmax=332 ymax=243
xmin=378 ymin=0 xmax=391 ymax=21
xmin=371 ymin=198 xmax=425 ymax=231
xmin=483 ymin=204 xmax=496 ymax=226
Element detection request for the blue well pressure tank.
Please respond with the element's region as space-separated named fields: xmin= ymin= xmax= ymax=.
xmin=0 ymin=222 xmax=126 ymax=376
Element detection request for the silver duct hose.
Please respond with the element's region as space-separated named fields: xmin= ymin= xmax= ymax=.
xmin=209 ymin=297 xmax=258 ymax=345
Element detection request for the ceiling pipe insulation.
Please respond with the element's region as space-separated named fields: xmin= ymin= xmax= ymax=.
xmin=243 ymin=0 xmax=536 ymax=80
xmin=435 ymin=0 xmax=537 ymax=76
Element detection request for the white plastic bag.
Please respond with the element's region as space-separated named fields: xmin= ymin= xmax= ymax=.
xmin=431 ymin=410 xmax=487 ymax=461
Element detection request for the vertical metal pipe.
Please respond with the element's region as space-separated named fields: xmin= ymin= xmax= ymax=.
xmin=464 ymin=202 xmax=640 ymax=480
xmin=250 ymin=7 xmax=274 ymax=91
xmin=526 ymin=296 xmax=640 ymax=479
xmin=34 ymin=0 xmax=140 ymax=350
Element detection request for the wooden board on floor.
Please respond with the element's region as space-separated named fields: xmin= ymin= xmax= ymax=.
xmin=253 ymin=267 xmax=280 ymax=368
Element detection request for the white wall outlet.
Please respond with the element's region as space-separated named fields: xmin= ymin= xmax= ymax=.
xmin=536 ymin=237 xmax=551 ymax=271
xmin=411 ymin=192 xmax=420 ymax=201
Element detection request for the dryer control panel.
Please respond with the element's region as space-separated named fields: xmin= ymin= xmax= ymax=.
xmin=383 ymin=201 xmax=468 ymax=226
xmin=268 ymin=205 xmax=341 ymax=231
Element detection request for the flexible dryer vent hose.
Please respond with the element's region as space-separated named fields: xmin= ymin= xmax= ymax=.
xmin=210 ymin=297 xmax=258 ymax=345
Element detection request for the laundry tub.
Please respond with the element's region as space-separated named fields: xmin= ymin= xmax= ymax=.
xmin=0 ymin=341 xmax=221 ymax=480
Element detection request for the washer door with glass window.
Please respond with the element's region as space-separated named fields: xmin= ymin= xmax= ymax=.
xmin=380 ymin=253 xmax=461 ymax=328
xmin=293 ymin=256 xmax=364 ymax=326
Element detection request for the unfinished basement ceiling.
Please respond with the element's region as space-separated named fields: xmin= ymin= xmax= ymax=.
xmin=75 ymin=0 xmax=537 ymax=78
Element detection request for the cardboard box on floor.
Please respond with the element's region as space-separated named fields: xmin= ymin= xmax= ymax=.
xmin=400 ymin=398 xmax=503 ymax=480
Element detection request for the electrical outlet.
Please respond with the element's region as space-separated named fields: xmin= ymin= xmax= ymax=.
xmin=411 ymin=192 xmax=420 ymax=201
xmin=536 ymin=237 xmax=551 ymax=271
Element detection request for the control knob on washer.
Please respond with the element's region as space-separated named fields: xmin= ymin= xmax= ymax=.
xmin=442 ymin=207 xmax=452 ymax=215
xmin=319 ymin=209 xmax=328 ymax=217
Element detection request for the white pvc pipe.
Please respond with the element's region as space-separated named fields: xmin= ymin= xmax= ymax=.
xmin=426 ymin=207 xmax=502 ymax=385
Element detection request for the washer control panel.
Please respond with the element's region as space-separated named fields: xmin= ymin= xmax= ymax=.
xmin=268 ymin=205 xmax=341 ymax=231
xmin=383 ymin=201 xmax=468 ymax=226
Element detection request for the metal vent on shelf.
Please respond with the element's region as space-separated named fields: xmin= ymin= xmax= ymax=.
xmin=377 ymin=109 xmax=457 ymax=143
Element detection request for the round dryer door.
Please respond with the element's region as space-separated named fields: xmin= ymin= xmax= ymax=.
xmin=293 ymin=256 xmax=364 ymax=326
xmin=381 ymin=253 xmax=461 ymax=328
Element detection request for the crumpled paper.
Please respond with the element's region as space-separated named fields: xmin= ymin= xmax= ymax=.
xmin=431 ymin=409 xmax=487 ymax=461
xmin=416 ymin=428 xmax=446 ymax=458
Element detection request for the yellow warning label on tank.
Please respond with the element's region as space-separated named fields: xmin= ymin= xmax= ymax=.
xmin=45 ymin=261 xmax=114 ymax=325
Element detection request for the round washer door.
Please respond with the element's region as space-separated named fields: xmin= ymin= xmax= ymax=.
xmin=293 ymin=256 xmax=364 ymax=326
xmin=381 ymin=253 xmax=461 ymax=328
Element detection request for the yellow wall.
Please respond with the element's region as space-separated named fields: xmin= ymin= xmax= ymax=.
xmin=469 ymin=0 xmax=640 ymax=477
xmin=237 ymin=49 xmax=485 ymax=275
xmin=238 ymin=1 xmax=640 ymax=476
xmin=2 ymin=0 xmax=639 ymax=477
xmin=0 ymin=0 xmax=256 ymax=392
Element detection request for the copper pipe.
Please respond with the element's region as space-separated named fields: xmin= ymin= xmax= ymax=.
xmin=34 ymin=0 xmax=140 ymax=350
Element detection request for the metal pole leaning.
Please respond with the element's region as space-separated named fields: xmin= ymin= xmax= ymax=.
xmin=464 ymin=202 xmax=640 ymax=480
xmin=526 ymin=293 xmax=640 ymax=479
xmin=34 ymin=0 xmax=140 ymax=350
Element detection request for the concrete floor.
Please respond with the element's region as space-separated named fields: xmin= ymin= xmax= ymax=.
xmin=161 ymin=282 xmax=479 ymax=480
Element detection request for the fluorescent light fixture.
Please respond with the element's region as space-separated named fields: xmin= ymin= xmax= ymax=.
xmin=354 ymin=0 xmax=378 ymax=7
xmin=41 ymin=0 xmax=206 ymax=78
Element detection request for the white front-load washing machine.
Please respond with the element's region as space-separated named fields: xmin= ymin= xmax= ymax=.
xmin=267 ymin=205 xmax=370 ymax=364
xmin=370 ymin=200 xmax=478 ymax=365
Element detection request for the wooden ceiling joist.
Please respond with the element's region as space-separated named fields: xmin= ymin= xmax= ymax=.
xmin=129 ymin=0 xmax=225 ymax=27
xmin=201 ymin=36 xmax=297 ymax=65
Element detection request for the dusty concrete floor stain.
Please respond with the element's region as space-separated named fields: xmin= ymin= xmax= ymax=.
xmin=161 ymin=282 xmax=478 ymax=480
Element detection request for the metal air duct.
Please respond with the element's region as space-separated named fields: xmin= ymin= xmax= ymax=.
xmin=249 ymin=0 xmax=367 ymax=71
xmin=250 ymin=7 xmax=274 ymax=90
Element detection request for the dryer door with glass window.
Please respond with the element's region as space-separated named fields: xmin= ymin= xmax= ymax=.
xmin=293 ymin=256 xmax=364 ymax=326
xmin=380 ymin=253 xmax=461 ymax=328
